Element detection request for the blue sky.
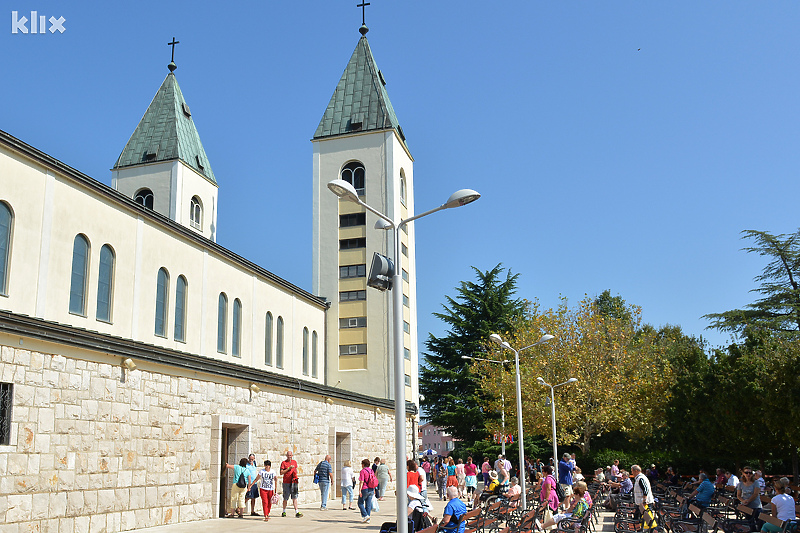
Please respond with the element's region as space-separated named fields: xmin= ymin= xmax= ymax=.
xmin=3 ymin=1 xmax=798 ymax=354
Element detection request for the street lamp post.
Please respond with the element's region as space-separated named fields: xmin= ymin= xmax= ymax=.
xmin=536 ymin=377 xmax=578 ymax=483
xmin=461 ymin=355 xmax=508 ymax=455
xmin=328 ymin=179 xmax=479 ymax=533
xmin=489 ymin=333 xmax=554 ymax=510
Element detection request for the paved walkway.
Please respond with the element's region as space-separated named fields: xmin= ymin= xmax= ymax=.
xmin=136 ymin=493 xmax=617 ymax=533
xmin=137 ymin=494 xmax=452 ymax=533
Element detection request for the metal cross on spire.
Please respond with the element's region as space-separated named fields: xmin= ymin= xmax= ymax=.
xmin=168 ymin=37 xmax=180 ymax=62
xmin=357 ymin=2 xmax=370 ymax=26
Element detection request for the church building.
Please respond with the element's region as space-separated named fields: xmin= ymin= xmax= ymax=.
xmin=0 ymin=22 xmax=418 ymax=532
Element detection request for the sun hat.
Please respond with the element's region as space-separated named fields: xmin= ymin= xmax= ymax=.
xmin=407 ymin=485 xmax=424 ymax=500
xmin=489 ymin=470 xmax=498 ymax=479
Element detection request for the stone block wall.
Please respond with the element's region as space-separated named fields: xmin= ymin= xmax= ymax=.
xmin=0 ymin=343 xmax=412 ymax=532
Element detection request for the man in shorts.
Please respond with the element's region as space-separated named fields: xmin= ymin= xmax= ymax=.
xmin=245 ymin=454 xmax=259 ymax=516
xmin=280 ymin=450 xmax=303 ymax=517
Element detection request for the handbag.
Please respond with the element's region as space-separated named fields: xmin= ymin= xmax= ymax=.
xmin=236 ymin=472 xmax=247 ymax=488
xmin=271 ymin=493 xmax=279 ymax=505
xmin=314 ymin=472 xmax=320 ymax=484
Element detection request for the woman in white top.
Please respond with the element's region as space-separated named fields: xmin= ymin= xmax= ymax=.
xmin=341 ymin=460 xmax=356 ymax=510
xmin=248 ymin=460 xmax=276 ymax=521
xmin=761 ymin=477 xmax=795 ymax=533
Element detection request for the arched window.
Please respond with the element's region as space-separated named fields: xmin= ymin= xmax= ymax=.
xmin=232 ymin=299 xmax=242 ymax=357
xmin=276 ymin=316 xmax=284 ymax=369
xmin=217 ymin=293 xmax=228 ymax=353
xmin=0 ymin=202 xmax=13 ymax=295
xmin=265 ymin=312 xmax=273 ymax=366
xmin=69 ymin=234 xmax=90 ymax=315
xmin=154 ymin=267 xmax=169 ymax=336
xmin=341 ymin=161 xmax=365 ymax=196
xmin=96 ymin=245 xmax=115 ymax=322
xmin=312 ymin=330 xmax=318 ymax=378
xmin=190 ymin=196 xmax=202 ymax=229
xmin=302 ymin=327 xmax=309 ymax=376
xmin=400 ymin=169 xmax=407 ymax=206
xmin=134 ymin=188 xmax=154 ymax=209
xmin=174 ymin=275 xmax=187 ymax=342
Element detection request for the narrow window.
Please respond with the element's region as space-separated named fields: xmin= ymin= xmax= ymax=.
xmin=339 ymin=317 xmax=367 ymax=328
xmin=134 ymin=188 xmax=154 ymax=209
xmin=154 ymin=268 xmax=169 ymax=337
xmin=190 ymin=196 xmax=202 ymax=229
xmin=404 ymin=348 xmax=411 ymax=360
xmin=265 ymin=312 xmax=273 ymax=366
xmin=232 ymin=299 xmax=242 ymax=357
xmin=405 ymin=374 xmax=411 ymax=387
xmin=402 ymin=269 xmax=409 ymax=282
xmin=174 ymin=275 xmax=187 ymax=342
xmin=0 ymin=382 xmax=11 ymax=445
xmin=96 ymin=245 xmax=115 ymax=322
xmin=340 ymin=238 xmax=366 ymax=250
xmin=401 ymin=243 xmax=408 ymax=257
xmin=312 ymin=331 xmax=318 ymax=378
xmin=217 ymin=293 xmax=228 ymax=353
xmin=340 ymin=290 xmax=367 ymax=302
xmin=403 ymin=320 xmax=410 ymax=333
xmin=341 ymin=161 xmax=366 ymax=195
xmin=276 ymin=316 xmax=284 ymax=368
xmin=0 ymin=202 xmax=12 ymax=295
xmin=403 ymin=294 xmax=409 ymax=307
xmin=339 ymin=344 xmax=367 ymax=355
xmin=69 ymin=234 xmax=90 ymax=315
xmin=302 ymin=327 xmax=309 ymax=376
xmin=400 ymin=170 xmax=407 ymax=206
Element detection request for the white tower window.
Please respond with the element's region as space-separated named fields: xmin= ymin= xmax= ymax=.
xmin=190 ymin=196 xmax=203 ymax=229
xmin=134 ymin=188 xmax=154 ymax=209
xmin=341 ymin=161 xmax=365 ymax=196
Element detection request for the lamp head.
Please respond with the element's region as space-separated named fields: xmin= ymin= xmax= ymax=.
xmin=539 ymin=334 xmax=555 ymax=343
xmin=444 ymin=189 xmax=481 ymax=209
xmin=461 ymin=355 xmax=472 ymax=360
xmin=122 ymin=358 xmax=137 ymax=371
xmin=327 ymin=179 xmax=359 ymax=202
xmin=249 ymin=383 xmax=261 ymax=393
xmin=536 ymin=377 xmax=546 ymax=385
xmin=374 ymin=218 xmax=392 ymax=230
xmin=566 ymin=378 xmax=578 ymax=384
xmin=489 ymin=333 xmax=504 ymax=345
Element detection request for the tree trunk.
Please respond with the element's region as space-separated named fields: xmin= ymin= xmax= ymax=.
xmin=792 ymin=445 xmax=798 ymax=483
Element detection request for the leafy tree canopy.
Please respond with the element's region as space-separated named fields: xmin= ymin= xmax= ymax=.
xmin=705 ymin=229 xmax=800 ymax=338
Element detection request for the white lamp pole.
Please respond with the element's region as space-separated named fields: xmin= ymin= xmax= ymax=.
xmin=536 ymin=377 xmax=578 ymax=483
xmin=328 ymin=179 xmax=479 ymax=533
xmin=489 ymin=333 xmax=554 ymax=510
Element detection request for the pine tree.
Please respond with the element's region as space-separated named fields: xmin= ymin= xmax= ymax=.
xmin=419 ymin=264 xmax=526 ymax=443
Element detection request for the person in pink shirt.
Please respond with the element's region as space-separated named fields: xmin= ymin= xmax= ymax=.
xmin=455 ymin=458 xmax=466 ymax=498
xmin=481 ymin=457 xmax=491 ymax=487
xmin=610 ymin=460 xmax=620 ymax=482
xmin=539 ymin=465 xmax=560 ymax=531
xmin=464 ymin=456 xmax=478 ymax=498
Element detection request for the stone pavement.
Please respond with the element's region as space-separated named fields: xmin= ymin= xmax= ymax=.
xmin=136 ymin=493 xmax=451 ymax=533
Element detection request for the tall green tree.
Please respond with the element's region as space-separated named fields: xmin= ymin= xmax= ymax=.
xmin=704 ymin=229 xmax=800 ymax=337
xmin=419 ymin=264 xmax=526 ymax=443
xmin=704 ymin=229 xmax=800 ymax=478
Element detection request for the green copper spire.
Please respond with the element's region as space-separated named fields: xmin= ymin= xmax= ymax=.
xmin=313 ymin=34 xmax=405 ymax=146
xmin=114 ymin=72 xmax=216 ymax=184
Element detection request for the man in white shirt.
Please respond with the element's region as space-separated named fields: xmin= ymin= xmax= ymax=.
xmin=631 ymin=464 xmax=656 ymax=530
xmin=725 ymin=471 xmax=739 ymax=487
xmin=417 ymin=463 xmax=430 ymax=510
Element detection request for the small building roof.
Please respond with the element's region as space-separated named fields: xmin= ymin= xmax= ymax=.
xmin=114 ymin=72 xmax=216 ymax=184
xmin=314 ymin=33 xmax=407 ymax=149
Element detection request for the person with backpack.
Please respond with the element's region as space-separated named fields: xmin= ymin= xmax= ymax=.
xmin=539 ymin=465 xmax=560 ymax=531
xmin=224 ymin=458 xmax=249 ymax=518
xmin=358 ymin=458 xmax=379 ymax=523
